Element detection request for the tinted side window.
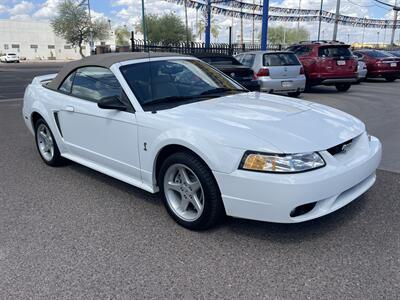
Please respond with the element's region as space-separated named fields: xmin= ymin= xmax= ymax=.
xmin=71 ymin=67 xmax=122 ymax=102
xmin=242 ymin=54 xmax=255 ymax=67
xmin=59 ymin=71 xmax=76 ymax=94
xmin=292 ymin=46 xmax=312 ymax=57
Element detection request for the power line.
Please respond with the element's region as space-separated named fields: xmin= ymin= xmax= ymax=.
xmin=346 ymin=0 xmax=391 ymax=10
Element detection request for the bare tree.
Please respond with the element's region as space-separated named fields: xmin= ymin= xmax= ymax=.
xmin=51 ymin=0 xmax=109 ymax=57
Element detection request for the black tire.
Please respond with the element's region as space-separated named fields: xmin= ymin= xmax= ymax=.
xmin=335 ymin=83 xmax=352 ymax=92
xmin=384 ymin=76 xmax=397 ymax=82
xmin=288 ymin=91 xmax=301 ymax=98
xmin=159 ymin=152 xmax=225 ymax=230
xmin=34 ymin=118 xmax=65 ymax=166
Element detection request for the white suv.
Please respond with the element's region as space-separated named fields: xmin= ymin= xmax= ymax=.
xmin=0 ymin=53 xmax=20 ymax=63
xmin=235 ymin=51 xmax=305 ymax=97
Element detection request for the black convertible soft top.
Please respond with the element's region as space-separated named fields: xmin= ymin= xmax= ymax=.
xmin=47 ymin=52 xmax=188 ymax=90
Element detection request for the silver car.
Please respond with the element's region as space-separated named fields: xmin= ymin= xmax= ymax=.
xmin=235 ymin=51 xmax=306 ymax=97
xmin=357 ymin=59 xmax=367 ymax=82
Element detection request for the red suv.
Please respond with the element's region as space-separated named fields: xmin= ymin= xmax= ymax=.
xmin=287 ymin=41 xmax=358 ymax=92
xmin=353 ymin=49 xmax=400 ymax=82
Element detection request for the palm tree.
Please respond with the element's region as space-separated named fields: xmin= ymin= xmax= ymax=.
xmin=196 ymin=17 xmax=221 ymax=42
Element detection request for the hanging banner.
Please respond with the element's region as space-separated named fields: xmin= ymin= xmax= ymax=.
xmin=166 ymin=0 xmax=400 ymax=29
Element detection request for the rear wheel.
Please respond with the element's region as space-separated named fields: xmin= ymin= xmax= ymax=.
xmin=35 ymin=118 xmax=65 ymax=166
xmin=159 ymin=152 xmax=225 ymax=230
xmin=288 ymin=91 xmax=301 ymax=98
xmin=384 ymin=76 xmax=397 ymax=82
xmin=335 ymin=83 xmax=352 ymax=92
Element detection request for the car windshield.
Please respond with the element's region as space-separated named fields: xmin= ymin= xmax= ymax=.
xmin=263 ymin=53 xmax=300 ymax=66
xmin=120 ymin=59 xmax=246 ymax=110
xmin=318 ymin=46 xmax=352 ymax=58
xmin=201 ymin=56 xmax=242 ymax=66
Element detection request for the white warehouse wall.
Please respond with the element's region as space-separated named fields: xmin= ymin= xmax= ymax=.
xmin=0 ymin=19 xmax=115 ymax=60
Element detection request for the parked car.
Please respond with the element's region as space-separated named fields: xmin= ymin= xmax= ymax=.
xmin=286 ymin=41 xmax=358 ymax=92
xmin=353 ymin=49 xmax=400 ymax=82
xmin=356 ymin=59 xmax=368 ymax=83
xmin=22 ymin=53 xmax=381 ymax=230
xmin=235 ymin=51 xmax=305 ymax=97
xmin=194 ymin=53 xmax=259 ymax=91
xmin=0 ymin=53 xmax=20 ymax=63
xmin=388 ymin=50 xmax=400 ymax=58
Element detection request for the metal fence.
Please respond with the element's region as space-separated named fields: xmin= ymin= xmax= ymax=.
xmin=110 ymin=39 xmax=284 ymax=56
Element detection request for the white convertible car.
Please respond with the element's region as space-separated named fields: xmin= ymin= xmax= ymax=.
xmin=22 ymin=53 xmax=382 ymax=230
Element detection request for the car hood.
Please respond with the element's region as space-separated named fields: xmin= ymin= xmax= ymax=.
xmin=157 ymin=92 xmax=365 ymax=153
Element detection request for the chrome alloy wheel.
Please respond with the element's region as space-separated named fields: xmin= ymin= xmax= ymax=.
xmin=36 ymin=123 xmax=54 ymax=161
xmin=163 ymin=164 xmax=204 ymax=222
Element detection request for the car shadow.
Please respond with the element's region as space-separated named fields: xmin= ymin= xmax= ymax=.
xmin=303 ymin=86 xmax=343 ymax=94
xmin=64 ymin=159 xmax=370 ymax=242
xmin=217 ymin=196 xmax=368 ymax=243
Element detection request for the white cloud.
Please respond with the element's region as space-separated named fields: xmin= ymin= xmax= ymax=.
xmin=0 ymin=4 xmax=7 ymax=14
xmin=8 ymin=1 xmax=34 ymax=15
xmin=32 ymin=0 xmax=62 ymax=19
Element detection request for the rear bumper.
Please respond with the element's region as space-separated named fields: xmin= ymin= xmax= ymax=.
xmin=367 ymin=69 xmax=400 ymax=78
xmin=213 ymin=134 xmax=382 ymax=223
xmin=259 ymin=75 xmax=306 ymax=93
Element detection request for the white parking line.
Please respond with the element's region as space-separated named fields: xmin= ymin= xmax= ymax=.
xmin=0 ymin=98 xmax=23 ymax=103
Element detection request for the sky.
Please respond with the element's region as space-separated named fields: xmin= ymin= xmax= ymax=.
xmin=0 ymin=0 xmax=398 ymax=44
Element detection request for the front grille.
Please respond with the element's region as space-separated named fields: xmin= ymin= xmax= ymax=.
xmin=327 ymin=139 xmax=353 ymax=156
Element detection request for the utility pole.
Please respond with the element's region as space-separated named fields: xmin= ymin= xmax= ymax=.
xmin=87 ymin=0 xmax=94 ymax=55
xmin=252 ymin=0 xmax=255 ymax=44
xmin=141 ymin=0 xmax=147 ymax=47
xmin=260 ymin=0 xmax=269 ymax=50
xmin=390 ymin=0 xmax=399 ymax=45
xmin=332 ymin=0 xmax=341 ymax=41
xmin=240 ymin=5 xmax=244 ymax=44
xmin=184 ymin=0 xmax=189 ymax=45
xmin=297 ymin=0 xmax=301 ymax=41
xmin=317 ymin=0 xmax=324 ymax=41
xmin=377 ymin=31 xmax=380 ymax=46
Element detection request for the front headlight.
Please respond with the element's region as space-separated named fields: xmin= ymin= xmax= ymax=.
xmin=239 ymin=151 xmax=325 ymax=173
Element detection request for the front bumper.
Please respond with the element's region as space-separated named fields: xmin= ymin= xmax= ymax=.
xmin=259 ymin=76 xmax=306 ymax=93
xmin=213 ymin=133 xmax=382 ymax=223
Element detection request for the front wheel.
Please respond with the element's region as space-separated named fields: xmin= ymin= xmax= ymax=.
xmin=335 ymin=83 xmax=352 ymax=92
xmin=159 ymin=152 xmax=225 ymax=230
xmin=384 ymin=76 xmax=397 ymax=82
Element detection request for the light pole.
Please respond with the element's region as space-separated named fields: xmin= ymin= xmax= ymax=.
xmin=390 ymin=0 xmax=399 ymax=45
xmin=78 ymin=0 xmax=94 ymax=55
xmin=260 ymin=0 xmax=270 ymax=50
xmin=377 ymin=31 xmax=380 ymax=46
xmin=317 ymin=0 xmax=324 ymax=41
xmin=184 ymin=0 xmax=189 ymax=45
xmin=297 ymin=0 xmax=301 ymax=41
xmin=332 ymin=0 xmax=341 ymax=41
xmin=141 ymin=0 xmax=147 ymax=46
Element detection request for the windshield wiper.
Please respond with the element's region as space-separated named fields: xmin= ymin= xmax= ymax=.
xmin=200 ymin=87 xmax=248 ymax=95
xmin=142 ymin=94 xmax=210 ymax=107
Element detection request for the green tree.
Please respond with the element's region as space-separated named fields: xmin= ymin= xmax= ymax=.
xmin=115 ymin=26 xmax=130 ymax=46
xmin=51 ymin=0 xmax=109 ymax=57
xmin=136 ymin=13 xmax=193 ymax=44
xmin=267 ymin=26 xmax=309 ymax=45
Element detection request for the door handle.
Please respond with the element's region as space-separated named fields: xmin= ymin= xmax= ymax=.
xmin=64 ymin=106 xmax=74 ymax=112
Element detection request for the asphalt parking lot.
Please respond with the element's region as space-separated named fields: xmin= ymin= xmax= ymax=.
xmin=0 ymin=62 xmax=399 ymax=299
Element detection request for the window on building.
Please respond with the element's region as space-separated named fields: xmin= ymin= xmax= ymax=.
xmin=4 ymin=44 xmax=9 ymax=50
xmin=11 ymin=44 xmax=20 ymax=52
xmin=48 ymin=45 xmax=55 ymax=49
xmin=64 ymin=45 xmax=71 ymax=49
xmin=30 ymin=45 xmax=38 ymax=49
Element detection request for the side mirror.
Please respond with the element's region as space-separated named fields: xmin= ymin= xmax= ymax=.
xmin=98 ymin=96 xmax=127 ymax=111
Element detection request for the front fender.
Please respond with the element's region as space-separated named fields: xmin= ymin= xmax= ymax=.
xmin=138 ymin=127 xmax=245 ymax=191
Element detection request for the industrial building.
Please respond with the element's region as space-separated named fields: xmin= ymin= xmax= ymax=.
xmin=0 ymin=19 xmax=114 ymax=60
